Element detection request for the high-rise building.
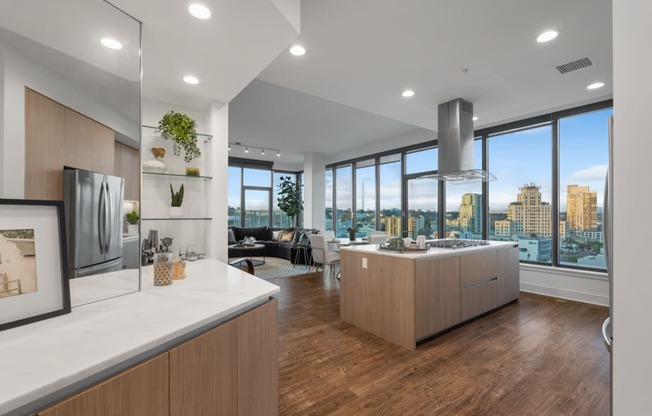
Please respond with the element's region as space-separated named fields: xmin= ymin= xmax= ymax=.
xmin=567 ymin=184 xmax=598 ymax=231
xmin=494 ymin=184 xmax=551 ymax=237
xmin=381 ymin=216 xmax=401 ymax=237
xmin=459 ymin=193 xmax=482 ymax=233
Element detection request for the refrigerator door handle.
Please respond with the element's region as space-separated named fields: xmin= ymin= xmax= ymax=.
xmin=98 ymin=182 xmax=105 ymax=254
xmin=602 ymin=317 xmax=612 ymax=348
xmin=105 ymin=180 xmax=113 ymax=253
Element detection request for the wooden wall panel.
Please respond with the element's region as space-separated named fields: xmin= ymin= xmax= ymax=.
xmin=237 ymin=299 xmax=279 ymax=416
xmin=24 ymin=88 xmax=64 ymax=200
xmin=37 ymin=353 xmax=169 ymax=416
xmin=169 ymin=320 xmax=237 ymax=416
xmin=63 ymin=108 xmax=93 ymax=171
xmin=119 ymin=143 xmax=133 ymax=200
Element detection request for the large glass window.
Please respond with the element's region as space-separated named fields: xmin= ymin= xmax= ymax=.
xmin=243 ymin=168 xmax=271 ymax=187
xmin=244 ymin=189 xmax=270 ymax=227
xmin=488 ymin=125 xmax=553 ymax=264
xmin=273 ymin=172 xmax=297 ymax=228
xmin=379 ymin=154 xmax=402 ymax=238
xmin=355 ymin=160 xmax=376 ymax=237
xmin=558 ymin=109 xmax=611 ymax=270
xmin=228 ymin=166 xmax=241 ymax=227
xmin=405 ymin=147 xmax=437 ymax=174
xmin=335 ymin=166 xmax=352 ymax=238
xmin=406 ymin=177 xmax=437 ymax=239
xmin=445 ymin=140 xmax=483 ymax=239
xmin=325 ymin=169 xmax=333 ymax=231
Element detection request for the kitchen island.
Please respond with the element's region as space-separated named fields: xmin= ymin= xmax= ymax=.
xmin=340 ymin=240 xmax=519 ymax=351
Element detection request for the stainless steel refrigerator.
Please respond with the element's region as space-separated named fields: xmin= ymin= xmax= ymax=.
xmin=602 ymin=116 xmax=613 ymax=352
xmin=64 ymin=169 xmax=124 ymax=278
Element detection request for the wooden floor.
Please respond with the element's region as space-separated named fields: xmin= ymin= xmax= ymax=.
xmin=271 ymin=271 xmax=610 ymax=416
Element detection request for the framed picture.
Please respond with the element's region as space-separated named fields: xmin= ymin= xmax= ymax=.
xmin=0 ymin=199 xmax=70 ymax=331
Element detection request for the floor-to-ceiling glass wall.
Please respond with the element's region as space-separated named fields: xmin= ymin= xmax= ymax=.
xmin=325 ymin=168 xmax=333 ymax=231
xmin=558 ymin=108 xmax=611 ymax=270
xmin=227 ymin=166 xmax=241 ymax=227
xmin=445 ymin=139 xmax=484 ymax=239
xmin=335 ymin=165 xmax=353 ymax=238
xmin=404 ymin=147 xmax=438 ymax=239
xmin=355 ymin=159 xmax=376 ymax=237
xmin=243 ymin=167 xmax=272 ymax=227
xmin=378 ymin=154 xmax=402 ymax=237
xmin=488 ymin=125 xmax=552 ymax=264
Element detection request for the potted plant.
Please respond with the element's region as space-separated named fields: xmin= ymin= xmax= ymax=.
xmin=125 ymin=210 xmax=139 ymax=234
xmin=276 ymin=176 xmax=303 ymax=227
xmin=156 ymin=111 xmax=201 ymax=163
xmin=169 ymin=183 xmax=184 ymax=217
xmin=347 ymin=225 xmax=359 ymax=241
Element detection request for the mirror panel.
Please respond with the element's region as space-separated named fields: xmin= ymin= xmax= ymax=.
xmin=0 ymin=0 xmax=141 ymax=306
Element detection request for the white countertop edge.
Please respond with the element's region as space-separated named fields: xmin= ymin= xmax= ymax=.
xmin=0 ymin=259 xmax=280 ymax=416
xmin=339 ymin=241 xmax=518 ymax=260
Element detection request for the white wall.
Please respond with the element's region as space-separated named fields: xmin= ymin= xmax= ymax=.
xmin=0 ymin=43 xmax=139 ymax=198
xmin=208 ymin=103 xmax=229 ymax=262
xmin=520 ymin=265 xmax=608 ymax=306
xmin=303 ymin=153 xmax=326 ymax=230
xmin=612 ymin=1 xmax=652 ymax=414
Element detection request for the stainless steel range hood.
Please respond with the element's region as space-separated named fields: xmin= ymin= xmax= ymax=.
xmin=424 ymin=98 xmax=495 ymax=182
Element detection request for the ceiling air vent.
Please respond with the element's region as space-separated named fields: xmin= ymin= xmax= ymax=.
xmin=556 ymin=57 xmax=593 ymax=74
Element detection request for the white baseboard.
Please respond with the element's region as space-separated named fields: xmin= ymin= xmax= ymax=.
xmin=520 ymin=282 xmax=609 ymax=307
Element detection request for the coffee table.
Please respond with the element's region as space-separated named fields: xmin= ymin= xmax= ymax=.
xmin=228 ymin=243 xmax=266 ymax=266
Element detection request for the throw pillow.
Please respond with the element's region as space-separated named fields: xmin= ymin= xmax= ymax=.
xmin=227 ymin=228 xmax=236 ymax=244
xmin=279 ymin=230 xmax=294 ymax=242
xmin=272 ymin=230 xmax=281 ymax=241
xmin=299 ymin=231 xmax=310 ymax=246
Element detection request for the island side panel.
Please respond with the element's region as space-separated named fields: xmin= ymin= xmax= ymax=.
xmin=340 ymin=250 xmax=416 ymax=351
xmin=439 ymin=256 xmax=462 ymax=330
xmin=415 ymin=258 xmax=442 ymax=339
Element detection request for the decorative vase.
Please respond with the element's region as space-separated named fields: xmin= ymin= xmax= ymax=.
xmin=143 ymin=158 xmax=167 ymax=173
xmin=348 ymin=231 xmax=356 ymax=241
xmin=169 ymin=206 xmax=183 ymax=217
xmin=153 ymin=252 xmax=173 ymax=286
xmin=127 ymin=224 xmax=138 ymax=234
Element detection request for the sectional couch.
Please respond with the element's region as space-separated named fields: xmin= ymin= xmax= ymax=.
xmin=228 ymin=226 xmax=317 ymax=264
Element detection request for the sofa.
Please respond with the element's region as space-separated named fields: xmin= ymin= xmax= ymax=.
xmin=228 ymin=226 xmax=318 ymax=265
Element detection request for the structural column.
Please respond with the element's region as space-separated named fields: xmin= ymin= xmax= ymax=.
xmin=303 ymin=153 xmax=326 ymax=231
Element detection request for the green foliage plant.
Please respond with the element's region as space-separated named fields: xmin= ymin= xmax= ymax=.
xmin=170 ymin=183 xmax=184 ymax=207
xmin=276 ymin=176 xmax=303 ymax=226
xmin=125 ymin=210 xmax=139 ymax=224
xmin=156 ymin=111 xmax=201 ymax=162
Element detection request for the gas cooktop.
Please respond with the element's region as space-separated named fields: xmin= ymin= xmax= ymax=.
xmin=429 ymin=239 xmax=490 ymax=249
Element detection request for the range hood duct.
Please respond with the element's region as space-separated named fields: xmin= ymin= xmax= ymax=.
xmin=424 ymin=98 xmax=496 ymax=182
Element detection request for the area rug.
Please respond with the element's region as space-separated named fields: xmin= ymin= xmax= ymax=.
xmin=245 ymin=257 xmax=312 ymax=280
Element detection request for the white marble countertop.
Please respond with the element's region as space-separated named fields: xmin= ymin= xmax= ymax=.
xmin=340 ymin=240 xmax=517 ymax=261
xmin=0 ymin=259 xmax=279 ymax=416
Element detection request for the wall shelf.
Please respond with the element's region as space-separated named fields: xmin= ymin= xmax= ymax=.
xmin=142 ymin=171 xmax=212 ymax=181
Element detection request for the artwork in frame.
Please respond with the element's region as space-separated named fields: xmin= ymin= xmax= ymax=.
xmin=0 ymin=199 xmax=70 ymax=331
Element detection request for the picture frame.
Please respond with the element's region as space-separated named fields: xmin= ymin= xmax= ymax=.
xmin=0 ymin=199 xmax=70 ymax=331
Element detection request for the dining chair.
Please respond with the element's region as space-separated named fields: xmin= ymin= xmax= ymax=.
xmin=308 ymin=234 xmax=340 ymax=279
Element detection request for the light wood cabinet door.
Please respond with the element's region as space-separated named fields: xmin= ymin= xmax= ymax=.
xmin=37 ymin=353 xmax=169 ymax=416
xmin=63 ymin=108 xmax=114 ymax=174
xmin=496 ymin=247 xmax=520 ymax=305
xmin=415 ymin=259 xmax=442 ymax=339
xmin=113 ymin=141 xmax=140 ymax=201
xmin=25 ymin=88 xmax=64 ymax=200
xmin=169 ymin=320 xmax=237 ymax=416
xmin=439 ymin=256 xmax=461 ymax=330
xmin=119 ymin=143 xmax=133 ymax=200
xmin=460 ymin=251 xmax=499 ymax=321
xmin=237 ymin=299 xmax=279 ymax=416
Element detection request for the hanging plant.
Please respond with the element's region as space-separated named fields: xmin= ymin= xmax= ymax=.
xmin=155 ymin=111 xmax=201 ymax=162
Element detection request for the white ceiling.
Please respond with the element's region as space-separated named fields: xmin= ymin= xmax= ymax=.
xmin=228 ymin=0 xmax=613 ymax=164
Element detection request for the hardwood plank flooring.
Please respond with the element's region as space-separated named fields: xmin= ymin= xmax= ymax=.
xmin=271 ymin=271 xmax=610 ymax=416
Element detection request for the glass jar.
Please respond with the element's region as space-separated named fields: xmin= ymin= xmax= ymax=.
xmin=187 ymin=245 xmax=198 ymax=261
xmin=172 ymin=258 xmax=186 ymax=280
xmin=153 ymin=252 xmax=173 ymax=286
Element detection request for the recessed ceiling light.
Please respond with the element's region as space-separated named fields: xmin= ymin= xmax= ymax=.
xmin=101 ymin=38 xmax=122 ymax=50
xmin=537 ymin=30 xmax=558 ymax=43
xmin=587 ymin=82 xmax=605 ymax=90
xmin=472 ymin=116 xmax=479 ymax=121
xmin=183 ymin=75 xmax=199 ymax=85
xmin=402 ymin=89 xmax=415 ymax=98
xmin=188 ymin=4 xmax=211 ymax=19
xmin=290 ymin=45 xmax=306 ymax=56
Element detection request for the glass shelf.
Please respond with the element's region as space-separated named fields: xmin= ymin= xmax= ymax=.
xmin=142 ymin=217 xmax=213 ymax=221
xmin=142 ymin=171 xmax=212 ymax=180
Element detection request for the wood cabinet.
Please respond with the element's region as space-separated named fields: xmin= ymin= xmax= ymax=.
xmin=25 ymin=88 xmax=115 ymax=200
xmin=38 ymin=299 xmax=278 ymax=416
xmin=341 ymin=245 xmax=519 ymax=351
xmin=114 ymin=141 xmax=140 ymax=201
xmin=37 ymin=353 xmax=169 ymax=416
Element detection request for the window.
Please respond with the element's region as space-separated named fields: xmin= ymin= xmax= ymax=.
xmin=355 ymin=160 xmax=376 ymax=237
xmin=445 ymin=140 xmax=483 ymax=239
xmin=558 ymin=108 xmax=611 ymax=270
xmin=325 ymin=169 xmax=333 ymax=231
xmin=488 ymin=125 xmax=552 ymax=264
xmin=273 ymin=172 xmax=298 ymax=228
xmin=335 ymin=165 xmax=352 ymax=238
xmin=405 ymin=147 xmax=437 ymax=174
xmin=379 ymin=154 xmax=402 ymax=238
xmin=227 ymin=166 xmax=241 ymax=226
